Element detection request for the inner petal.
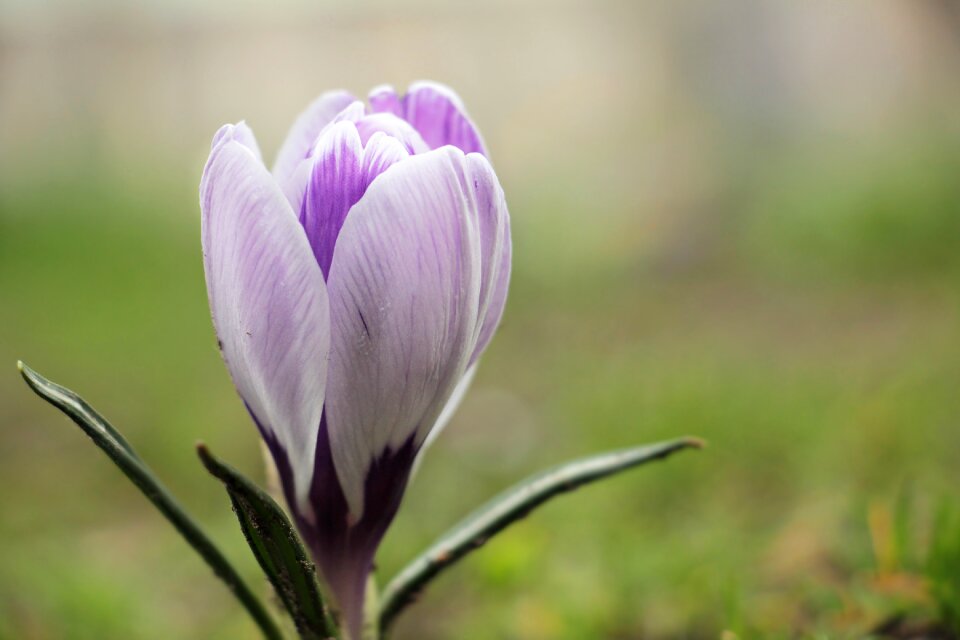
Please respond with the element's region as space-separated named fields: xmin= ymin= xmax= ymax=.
xmin=369 ymin=82 xmax=488 ymax=156
xmin=300 ymin=121 xmax=410 ymax=278
xmin=355 ymin=113 xmax=431 ymax=155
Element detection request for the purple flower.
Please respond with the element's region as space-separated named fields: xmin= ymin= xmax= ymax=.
xmin=200 ymin=82 xmax=510 ymax=636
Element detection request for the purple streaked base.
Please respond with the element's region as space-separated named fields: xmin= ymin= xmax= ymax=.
xmin=200 ymin=82 xmax=510 ymax=638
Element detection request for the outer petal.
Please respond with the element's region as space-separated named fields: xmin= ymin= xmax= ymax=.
xmin=410 ymin=363 xmax=478 ymax=477
xmin=403 ymin=154 xmax=511 ymax=474
xmin=465 ymin=153 xmax=511 ymax=364
xmin=411 ymin=186 xmax=510 ymax=475
xmin=369 ymin=81 xmax=488 ymax=156
xmin=212 ymin=120 xmax=263 ymax=163
xmin=272 ymin=90 xmax=356 ymax=184
xmin=300 ymin=121 xmax=410 ymax=278
xmin=324 ymin=146 xmax=499 ymax=519
xmin=201 ymin=124 xmax=330 ymax=510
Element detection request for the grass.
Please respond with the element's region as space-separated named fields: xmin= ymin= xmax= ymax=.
xmin=928 ymin=502 xmax=960 ymax=636
xmin=1 ymin=130 xmax=959 ymax=639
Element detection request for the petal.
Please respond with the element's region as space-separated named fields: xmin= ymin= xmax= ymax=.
xmin=275 ymin=97 xmax=361 ymax=216
xmin=363 ymin=131 xmax=413 ymax=177
xmin=272 ymin=90 xmax=356 ymax=184
xmin=328 ymin=100 xmax=367 ymax=126
xmin=320 ymin=97 xmax=430 ymax=156
xmin=409 ymin=154 xmax=510 ymax=475
xmin=212 ymin=121 xmax=263 ymax=163
xmin=300 ymin=121 xmax=411 ymax=278
xmin=368 ymin=84 xmax=403 ymax=117
xmin=369 ymin=81 xmax=488 ymax=156
xmin=464 ymin=153 xmax=511 ymax=364
xmin=201 ymin=124 xmax=330 ymax=511
xmin=355 ymin=113 xmax=430 ymax=155
xmin=411 ymin=155 xmax=510 ymax=473
xmin=410 ymin=363 xmax=478 ymax=477
xmin=303 ymin=414 xmax=416 ymax=640
xmin=324 ymin=146 xmax=497 ymax=520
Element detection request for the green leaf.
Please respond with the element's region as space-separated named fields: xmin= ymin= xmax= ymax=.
xmin=198 ymin=444 xmax=340 ymax=640
xmin=378 ymin=436 xmax=703 ymax=634
xmin=17 ymin=361 xmax=285 ymax=640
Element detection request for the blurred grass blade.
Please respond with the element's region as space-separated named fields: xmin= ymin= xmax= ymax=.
xmin=198 ymin=444 xmax=340 ymax=640
xmin=378 ymin=436 xmax=703 ymax=634
xmin=362 ymin=575 xmax=379 ymax=640
xmin=17 ymin=361 xmax=285 ymax=640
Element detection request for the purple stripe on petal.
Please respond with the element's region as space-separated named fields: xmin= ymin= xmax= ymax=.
xmin=300 ymin=121 xmax=411 ymax=278
xmin=300 ymin=122 xmax=366 ymax=279
xmin=246 ymin=400 xmax=300 ymax=518
xmin=275 ymin=100 xmax=364 ymax=223
xmin=272 ymin=90 xmax=356 ymax=184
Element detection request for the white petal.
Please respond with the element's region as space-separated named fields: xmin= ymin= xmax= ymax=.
xmin=201 ymin=124 xmax=330 ymax=510
xmin=324 ymin=147 xmax=503 ymax=517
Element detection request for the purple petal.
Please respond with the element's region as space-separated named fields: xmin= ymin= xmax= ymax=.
xmin=368 ymin=84 xmax=403 ymax=117
xmin=324 ymin=146 xmax=510 ymax=519
xmin=272 ymin=90 xmax=356 ymax=184
xmin=201 ymin=123 xmax=330 ymax=510
xmin=299 ymin=416 xmax=417 ymax=640
xmin=311 ymin=149 xmax=510 ymax=632
xmin=369 ymin=82 xmax=488 ymax=156
xmin=320 ymin=99 xmax=430 ymax=156
xmin=300 ymin=121 xmax=410 ymax=278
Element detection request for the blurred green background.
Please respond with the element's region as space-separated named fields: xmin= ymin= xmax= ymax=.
xmin=2 ymin=1 xmax=960 ymax=638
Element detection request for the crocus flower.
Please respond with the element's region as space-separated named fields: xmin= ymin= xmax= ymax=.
xmin=200 ymin=81 xmax=510 ymax=637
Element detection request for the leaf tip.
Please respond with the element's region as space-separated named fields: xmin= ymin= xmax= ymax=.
xmin=197 ymin=442 xmax=231 ymax=485
xmin=196 ymin=441 xmax=216 ymax=471
xmin=682 ymin=436 xmax=707 ymax=450
xmin=17 ymin=360 xmax=41 ymax=391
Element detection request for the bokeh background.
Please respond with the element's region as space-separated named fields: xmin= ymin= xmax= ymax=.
xmin=3 ymin=1 xmax=960 ymax=638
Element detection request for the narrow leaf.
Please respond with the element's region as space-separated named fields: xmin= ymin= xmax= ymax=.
xmin=18 ymin=361 xmax=284 ymax=640
xmin=378 ymin=437 xmax=703 ymax=634
xmin=198 ymin=444 xmax=340 ymax=640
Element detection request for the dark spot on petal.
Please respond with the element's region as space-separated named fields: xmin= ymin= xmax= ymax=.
xmin=358 ymin=310 xmax=370 ymax=337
